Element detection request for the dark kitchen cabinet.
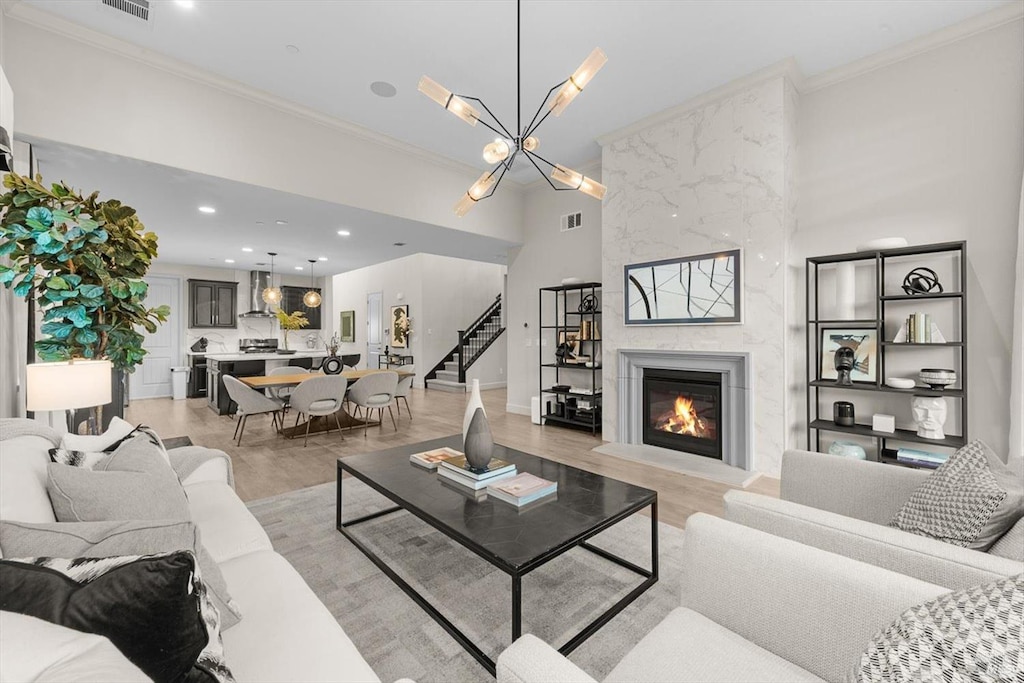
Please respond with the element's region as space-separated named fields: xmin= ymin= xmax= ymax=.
xmin=281 ymin=285 xmax=322 ymax=329
xmin=189 ymin=279 xmax=237 ymax=329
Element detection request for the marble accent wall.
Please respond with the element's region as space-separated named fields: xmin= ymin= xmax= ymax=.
xmin=601 ymin=77 xmax=798 ymax=475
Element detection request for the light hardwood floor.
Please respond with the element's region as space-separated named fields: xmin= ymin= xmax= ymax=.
xmin=127 ymin=387 xmax=778 ymax=530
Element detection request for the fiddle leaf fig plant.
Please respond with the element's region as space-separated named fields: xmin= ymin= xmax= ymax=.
xmin=0 ymin=172 xmax=169 ymax=371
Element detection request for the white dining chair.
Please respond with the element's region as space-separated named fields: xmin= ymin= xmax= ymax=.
xmin=347 ymin=371 xmax=399 ymax=437
xmin=222 ymin=375 xmax=285 ymax=446
xmin=288 ymin=375 xmax=349 ymax=447
xmin=266 ymin=366 xmax=308 ymax=411
xmin=393 ymin=367 xmax=413 ymax=419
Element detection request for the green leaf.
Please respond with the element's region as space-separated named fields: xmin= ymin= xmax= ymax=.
xmin=40 ymin=322 xmax=74 ymax=340
xmin=65 ymin=305 xmax=91 ymax=328
xmin=13 ymin=280 xmax=32 ymax=297
xmin=74 ymin=328 xmax=99 ymax=345
xmin=109 ymin=280 xmax=130 ymax=299
xmin=12 ymin=193 xmax=35 ymax=207
xmin=88 ymin=229 xmax=109 ymax=244
xmin=63 ymin=274 xmax=82 ymax=288
xmin=77 ymin=284 xmax=104 ymax=299
xmin=46 ymin=276 xmax=70 ymax=290
xmin=0 ymin=268 xmax=15 ymax=285
xmin=0 ymin=241 xmax=16 ymax=257
xmin=128 ymin=280 xmax=148 ymax=297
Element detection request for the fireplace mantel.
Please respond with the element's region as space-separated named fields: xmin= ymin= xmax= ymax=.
xmin=617 ymin=349 xmax=753 ymax=470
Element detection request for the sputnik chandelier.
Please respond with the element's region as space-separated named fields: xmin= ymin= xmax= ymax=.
xmin=418 ymin=0 xmax=607 ymax=217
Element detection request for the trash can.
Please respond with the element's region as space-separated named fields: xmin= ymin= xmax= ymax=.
xmin=171 ymin=367 xmax=190 ymax=401
xmin=531 ymin=396 xmax=541 ymax=425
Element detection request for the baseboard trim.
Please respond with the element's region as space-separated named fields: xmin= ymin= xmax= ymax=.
xmin=478 ymin=382 xmax=507 ymax=391
xmin=505 ymin=403 xmax=531 ymax=416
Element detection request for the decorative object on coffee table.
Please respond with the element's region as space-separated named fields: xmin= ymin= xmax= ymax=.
xmin=828 ymin=440 xmax=867 ymax=459
xmin=912 ymin=396 xmax=948 ymax=440
xmin=463 ymin=408 xmax=494 ymax=472
xmin=834 ymin=347 xmax=855 ymax=385
xmin=901 ymin=267 xmax=944 ymax=295
xmin=919 ymin=368 xmax=957 ymax=390
xmin=833 ymin=401 xmax=855 ymax=426
xmin=462 ymin=379 xmax=485 ymax=441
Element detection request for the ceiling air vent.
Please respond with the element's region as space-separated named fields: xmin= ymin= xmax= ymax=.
xmin=101 ymin=0 xmax=150 ymax=21
xmin=560 ymin=212 xmax=583 ymax=232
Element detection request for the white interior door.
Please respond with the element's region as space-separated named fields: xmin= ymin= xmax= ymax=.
xmin=367 ymin=291 xmax=382 ymax=369
xmin=129 ymin=276 xmax=180 ymax=399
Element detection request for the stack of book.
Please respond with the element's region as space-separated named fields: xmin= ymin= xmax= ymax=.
xmin=437 ymin=456 xmax=517 ymax=490
xmin=893 ymin=313 xmax=946 ymax=344
xmin=486 ymin=473 xmax=558 ymax=507
xmin=409 ymin=447 xmax=462 ymax=470
xmin=896 ymin=447 xmax=947 ymax=469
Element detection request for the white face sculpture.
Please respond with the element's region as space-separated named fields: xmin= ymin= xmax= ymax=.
xmin=912 ymin=397 xmax=947 ymax=439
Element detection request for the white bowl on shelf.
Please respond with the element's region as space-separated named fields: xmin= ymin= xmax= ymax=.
xmin=885 ymin=377 xmax=916 ymax=389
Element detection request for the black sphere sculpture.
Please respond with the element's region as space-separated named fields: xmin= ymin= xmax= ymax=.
xmin=901 ymin=267 xmax=943 ymax=295
xmin=834 ymin=346 xmax=855 ymax=386
xmin=578 ymin=294 xmax=599 ymax=313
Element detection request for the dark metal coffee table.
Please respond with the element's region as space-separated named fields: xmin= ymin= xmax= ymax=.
xmin=336 ymin=435 xmax=658 ymax=675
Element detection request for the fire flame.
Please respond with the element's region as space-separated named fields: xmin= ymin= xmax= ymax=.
xmin=654 ymin=395 xmax=709 ymax=437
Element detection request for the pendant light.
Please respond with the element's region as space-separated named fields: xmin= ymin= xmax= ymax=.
xmin=262 ymin=252 xmax=282 ymax=305
xmin=303 ymin=259 xmax=322 ymax=308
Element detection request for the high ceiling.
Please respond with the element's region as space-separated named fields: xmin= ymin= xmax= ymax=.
xmin=19 ymin=0 xmax=1011 ymax=184
xmin=27 ymin=138 xmax=517 ymax=275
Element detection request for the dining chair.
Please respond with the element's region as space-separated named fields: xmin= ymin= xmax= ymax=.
xmin=393 ymin=367 xmax=413 ymax=419
xmin=341 ymin=354 xmax=361 ymax=369
xmin=222 ymin=375 xmax=285 ymax=446
xmin=266 ymin=366 xmax=308 ymax=411
xmin=347 ymin=371 xmax=399 ymax=437
xmin=288 ymin=375 xmax=348 ymax=447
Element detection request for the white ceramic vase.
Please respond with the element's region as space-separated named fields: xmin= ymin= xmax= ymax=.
xmin=462 ymin=379 xmax=486 ymax=443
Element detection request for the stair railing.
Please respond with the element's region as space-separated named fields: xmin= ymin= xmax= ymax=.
xmin=458 ymin=295 xmax=502 ymax=383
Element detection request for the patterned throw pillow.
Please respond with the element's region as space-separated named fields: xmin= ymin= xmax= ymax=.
xmin=0 ymin=551 xmax=234 ymax=683
xmin=49 ymin=424 xmax=168 ymax=468
xmin=889 ymin=440 xmax=1024 ymax=550
xmin=856 ymin=573 xmax=1023 ymax=682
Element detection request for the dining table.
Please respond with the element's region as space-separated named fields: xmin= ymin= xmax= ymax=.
xmin=240 ymin=368 xmax=415 ymax=439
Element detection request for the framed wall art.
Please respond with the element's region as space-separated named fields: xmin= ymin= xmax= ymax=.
xmin=390 ymin=305 xmax=410 ymax=348
xmin=339 ymin=310 xmax=355 ymax=343
xmin=624 ymin=249 xmax=741 ymax=325
xmin=819 ymin=327 xmax=878 ymax=383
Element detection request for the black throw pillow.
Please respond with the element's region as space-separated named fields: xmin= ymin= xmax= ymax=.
xmin=0 ymin=552 xmax=213 ymax=683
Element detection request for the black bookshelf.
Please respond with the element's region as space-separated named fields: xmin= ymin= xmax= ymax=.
xmin=805 ymin=241 xmax=968 ymax=468
xmin=539 ymin=282 xmax=602 ymax=434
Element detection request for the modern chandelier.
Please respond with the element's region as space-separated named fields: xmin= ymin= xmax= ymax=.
xmin=262 ymin=252 xmax=282 ymax=305
xmin=418 ymin=0 xmax=607 ymax=217
xmin=303 ymin=259 xmax=322 ymax=308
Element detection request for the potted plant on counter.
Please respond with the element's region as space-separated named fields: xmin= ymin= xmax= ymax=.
xmin=274 ymin=308 xmax=309 ymax=352
xmin=0 ymin=172 xmax=169 ymax=427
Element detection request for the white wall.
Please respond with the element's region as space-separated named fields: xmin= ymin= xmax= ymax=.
xmin=329 ymin=253 xmax=505 ymax=385
xmin=3 ymin=13 xmax=524 ymax=246
xmin=147 ymin=261 xmax=329 ymax=360
xmin=505 ymin=176 xmax=603 ymax=413
xmin=793 ymin=18 xmax=1024 ymax=458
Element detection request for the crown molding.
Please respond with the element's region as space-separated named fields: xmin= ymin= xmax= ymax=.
xmin=4 ymin=2 xmax=525 ymax=189
xmin=802 ymin=2 xmax=1024 ymax=92
xmin=596 ymin=59 xmax=803 ymax=147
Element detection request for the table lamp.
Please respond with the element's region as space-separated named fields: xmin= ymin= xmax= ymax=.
xmin=26 ymin=360 xmax=113 ymax=434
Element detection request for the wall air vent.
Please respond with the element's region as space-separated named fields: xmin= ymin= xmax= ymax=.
xmin=560 ymin=211 xmax=583 ymax=232
xmin=101 ymin=0 xmax=150 ymax=21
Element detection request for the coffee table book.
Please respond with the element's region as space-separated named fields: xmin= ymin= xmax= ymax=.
xmin=437 ymin=465 xmax=516 ymax=490
xmin=487 ymin=473 xmax=558 ymax=507
xmin=438 ymin=455 xmax=516 ymax=479
xmin=409 ymin=447 xmax=462 ymax=470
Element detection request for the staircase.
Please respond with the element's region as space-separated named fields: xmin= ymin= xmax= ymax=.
xmin=425 ymin=295 xmax=504 ymax=393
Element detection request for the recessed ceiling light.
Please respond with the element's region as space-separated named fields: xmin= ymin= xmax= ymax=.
xmin=285 ymin=45 xmax=300 ymax=54
xmin=255 ymin=221 xmax=264 ymax=226
xmin=393 ymin=242 xmax=406 ymax=247
xmin=294 ymin=266 xmax=304 ymax=270
xmin=242 ymin=247 xmax=253 ymax=252
xmin=276 ymin=220 xmax=288 ymax=225
xmin=370 ymin=81 xmax=397 ymax=98
xmin=175 ymin=0 xmax=194 ymax=8
xmin=671 ymin=213 xmax=678 ymax=218
xmin=225 ymin=259 xmax=235 ymax=264
xmin=318 ymin=256 xmax=328 ymax=261
xmin=198 ymin=206 xmax=216 ymax=214
xmin=337 ymin=230 xmax=350 ymax=236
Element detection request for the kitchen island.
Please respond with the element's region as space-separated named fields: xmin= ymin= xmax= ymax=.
xmin=207 ymin=350 xmax=329 ymax=415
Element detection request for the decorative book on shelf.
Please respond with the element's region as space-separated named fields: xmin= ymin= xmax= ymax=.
xmin=892 ymin=313 xmax=946 ymax=343
xmin=409 ymin=447 xmax=462 ymax=470
xmin=486 ymin=473 xmax=557 ymax=507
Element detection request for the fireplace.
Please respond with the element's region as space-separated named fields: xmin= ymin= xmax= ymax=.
xmin=642 ymin=368 xmax=723 ymax=459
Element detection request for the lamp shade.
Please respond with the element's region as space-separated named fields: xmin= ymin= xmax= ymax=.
xmin=26 ymin=360 xmax=113 ymax=411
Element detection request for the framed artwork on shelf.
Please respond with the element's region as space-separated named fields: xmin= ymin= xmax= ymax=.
xmin=339 ymin=310 xmax=355 ymax=343
xmin=819 ymin=327 xmax=879 ymax=383
xmin=624 ymin=249 xmax=741 ymax=325
xmin=390 ymin=305 xmax=410 ymax=348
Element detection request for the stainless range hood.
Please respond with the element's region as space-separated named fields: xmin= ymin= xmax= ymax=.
xmin=239 ymin=270 xmax=275 ymax=318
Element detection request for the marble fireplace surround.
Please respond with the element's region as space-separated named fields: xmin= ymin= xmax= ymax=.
xmin=617 ymin=349 xmax=753 ymax=470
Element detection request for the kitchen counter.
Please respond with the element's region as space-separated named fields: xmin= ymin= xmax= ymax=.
xmin=204 ymin=350 xmax=329 ymax=361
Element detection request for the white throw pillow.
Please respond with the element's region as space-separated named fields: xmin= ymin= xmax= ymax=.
xmin=0 ymin=611 xmax=149 ymax=682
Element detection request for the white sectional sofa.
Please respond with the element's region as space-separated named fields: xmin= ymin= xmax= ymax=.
xmin=0 ymin=421 xmax=381 ymax=683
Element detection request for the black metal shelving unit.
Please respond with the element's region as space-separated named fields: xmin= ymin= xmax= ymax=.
xmin=539 ymin=282 xmax=602 ymax=434
xmin=806 ymin=241 xmax=968 ymax=468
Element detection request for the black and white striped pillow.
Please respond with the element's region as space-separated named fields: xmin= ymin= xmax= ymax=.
xmin=49 ymin=424 xmax=168 ymax=469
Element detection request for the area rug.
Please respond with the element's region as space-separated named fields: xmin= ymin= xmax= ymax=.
xmin=247 ymin=479 xmax=687 ymax=682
